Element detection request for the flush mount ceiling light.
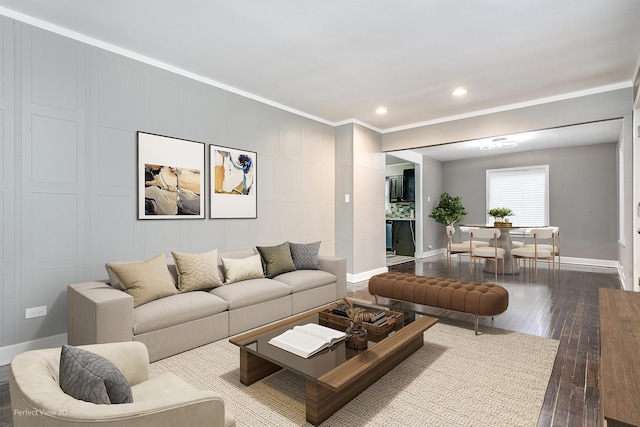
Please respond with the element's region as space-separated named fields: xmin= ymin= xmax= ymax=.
xmin=375 ymin=106 xmax=388 ymax=114
xmin=480 ymin=137 xmax=518 ymax=151
xmin=452 ymin=87 xmax=468 ymax=96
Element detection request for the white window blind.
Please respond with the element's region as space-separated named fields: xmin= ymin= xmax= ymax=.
xmin=486 ymin=165 xmax=549 ymax=226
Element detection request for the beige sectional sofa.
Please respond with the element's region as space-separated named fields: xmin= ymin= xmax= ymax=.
xmin=67 ymin=246 xmax=346 ymax=362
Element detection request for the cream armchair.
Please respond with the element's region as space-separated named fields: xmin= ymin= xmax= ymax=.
xmin=9 ymin=341 xmax=235 ymax=427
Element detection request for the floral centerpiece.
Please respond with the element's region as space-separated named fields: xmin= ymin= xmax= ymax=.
xmin=487 ymin=207 xmax=514 ymax=227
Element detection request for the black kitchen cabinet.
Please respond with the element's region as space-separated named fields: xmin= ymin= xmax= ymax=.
xmin=388 ymin=175 xmax=404 ymax=202
xmin=388 ymin=168 xmax=415 ymax=202
xmin=402 ymin=169 xmax=415 ymax=202
xmin=392 ymin=220 xmax=415 ymax=256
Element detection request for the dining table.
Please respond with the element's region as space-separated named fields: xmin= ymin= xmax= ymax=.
xmin=461 ymin=224 xmax=546 ymax=275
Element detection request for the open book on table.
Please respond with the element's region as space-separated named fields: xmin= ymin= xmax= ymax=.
xmin=268 ymin=323 xmax=346 ymax=358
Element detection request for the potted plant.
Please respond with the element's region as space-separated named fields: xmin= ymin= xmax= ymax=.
xmin=487 ymin=207 xmax=514 ymax=227
xmin=429 ymin=193 xmax=468 ymax=227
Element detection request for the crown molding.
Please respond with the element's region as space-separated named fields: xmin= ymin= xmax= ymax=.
xmin=333 ymin=118 xmax=383 ymax=133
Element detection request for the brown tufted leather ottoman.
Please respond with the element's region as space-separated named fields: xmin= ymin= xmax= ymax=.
xmin=368 ymin=272 xmax=509 ymax=334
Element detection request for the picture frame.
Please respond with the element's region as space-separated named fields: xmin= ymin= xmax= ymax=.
xmin=137 ymin=131 xmax=205 ymax=219
xmin=209 ymin=144 xmax=257 ymax=218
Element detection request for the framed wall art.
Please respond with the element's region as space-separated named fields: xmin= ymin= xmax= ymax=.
xmin=210 ymin=144 xmax=257 ymax=218
xmin=137 ymin=131 xmax=205 ymax=219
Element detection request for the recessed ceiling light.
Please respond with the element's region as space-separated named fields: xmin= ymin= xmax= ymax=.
xmin=452 ymin=88 xmax=468 ymax=96
xmin=376 ymin=107 xmax=388 ymax=114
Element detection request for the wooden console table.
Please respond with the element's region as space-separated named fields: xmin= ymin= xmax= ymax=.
xmin=599 ymin=288 xmax=640 ymax=427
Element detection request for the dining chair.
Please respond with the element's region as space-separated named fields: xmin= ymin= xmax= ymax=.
xmin=523 ymin=226 xmax=560 ymax=271
xmin=459 ymin=226 xmax=489 ymax=247
xmin=511 ymin=228 xmax=555 ymax=280
xmin=469 ymin=228 xmax=505 ymax=281
xmin=510 ymin=228 xmax=528 ymax=248
xmin=446 ymin=225 xmax=472 ymax=271
xmin=538 ymin=226 xmax=560 ymax=270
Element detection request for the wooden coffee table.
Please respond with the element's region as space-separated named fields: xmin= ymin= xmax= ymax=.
xmin=229 ymin=305 xmax=437 ymax=426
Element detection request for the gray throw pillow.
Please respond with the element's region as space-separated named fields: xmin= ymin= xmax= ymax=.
xmin=256 ymin=241 xmax=297 ymax=278
xmin=289 ymin=241 xmax=321 ymax=270
xmin=59 ymin=345 xmax=133 ymax=405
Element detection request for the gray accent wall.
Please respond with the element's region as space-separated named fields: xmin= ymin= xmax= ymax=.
xmin=1 ymin=16 xmax=15 ymax=351
xmin=335 ymin=124 xmax=354 ymax=273
xmin=335 ymin=123 xmax=385 ymax=276
xmin=1 ymin=20 xmax=336 ymax=348
xmin=353 ymin=124 xmax=385 ymax=274
xmin=442 ymin=143 xmax=618 ymax=260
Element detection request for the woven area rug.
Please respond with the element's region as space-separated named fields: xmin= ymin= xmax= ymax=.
xmin=149 ymin=320 xmax=559 ymax=426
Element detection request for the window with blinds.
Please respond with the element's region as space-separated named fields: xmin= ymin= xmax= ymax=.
xmin=486 ymin=165 xmax=549 ymax=226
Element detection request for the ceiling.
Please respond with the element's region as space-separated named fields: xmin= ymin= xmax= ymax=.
xmin=0 ymin=0 xmax=638 ymax=132
xmin=387 ymin=118 xmax=623 ymax=162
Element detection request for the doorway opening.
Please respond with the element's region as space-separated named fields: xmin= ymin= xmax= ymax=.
xmin=385 ymin=154 xmax=419 ymax=266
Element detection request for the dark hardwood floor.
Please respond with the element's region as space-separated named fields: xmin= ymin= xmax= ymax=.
xmin=348 ymin=257 xmax=621 ymax=427
xmin=0 ymin=256 xmax=621 ymax=427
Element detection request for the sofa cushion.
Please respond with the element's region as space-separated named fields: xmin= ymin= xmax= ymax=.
xmin=59 ymin=345 xmax=133 ymax=404
xmin=106 ymin=254 xmax=178 ymax=307
xmin=221 ymin=254 xmax=264 ymax=284
xmin=289 ymin=241 xmax=321 ymax=270
xmin=171 ymin=249 xmax=224 ymax=292
xmin=133 ymin=292 xmax=229 ymax=335
xmin=274 ymin=270 xmax=337 ymax=293
xmin=210 ymin=278 xmax=291 ymax=310
xmin=256 ymin=242 xmax=297 ymax=278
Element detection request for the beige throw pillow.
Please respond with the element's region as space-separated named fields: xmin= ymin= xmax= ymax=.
xmin=171 ymin=249 xmax=223 ymax=292
xmin=106 ymin=253 xmax=177 ymax=307
xmin=221 ymin=254 xmax=264 ymax=284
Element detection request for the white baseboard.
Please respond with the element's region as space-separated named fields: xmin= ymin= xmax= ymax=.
xmin=347 ymin=267 xmax=388 ymax=283
xmin=617 ymin=267 xmax=626 ymax=289
xmin=0 ymin=333 xmax=67 ymax=366
xmin=560 ymin=256 xmax=620 ymax=269
xmin=416 ymin=248 xmax=447 ymax=259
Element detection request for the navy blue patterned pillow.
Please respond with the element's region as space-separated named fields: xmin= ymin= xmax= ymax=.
xmin=289 ymin=241 xmax=321 ymax=270
xmin=59 ymin=345 xmax=133 ymax=404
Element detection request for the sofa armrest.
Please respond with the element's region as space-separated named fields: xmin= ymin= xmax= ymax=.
xmin=67 ymin=282 xmax=134 ymax=347
xmin=318 ymin=256 xmax=347 ymax=298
